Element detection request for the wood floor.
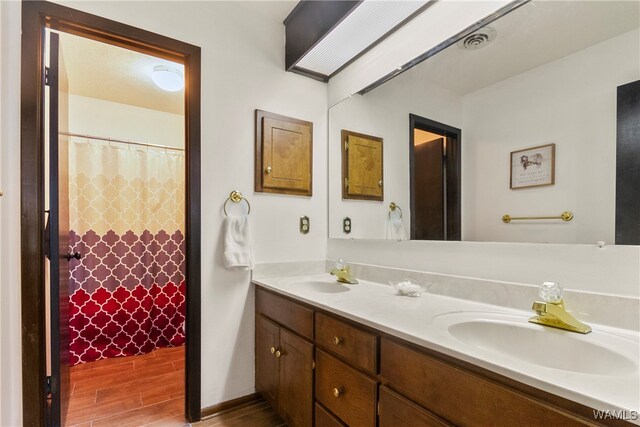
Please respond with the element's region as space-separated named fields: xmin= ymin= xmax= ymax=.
xmin=67 ymin=345 xmax=284 ymax=427
xmin=67 ymin=345 xmax=185 ymax=427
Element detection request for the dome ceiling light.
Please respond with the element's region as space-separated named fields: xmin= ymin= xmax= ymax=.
xmin=151 ymin=65 xmax=184 ymax=92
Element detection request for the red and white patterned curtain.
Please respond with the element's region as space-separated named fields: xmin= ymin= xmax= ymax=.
xmin=67 ymin=137 xmax=186 ymax=365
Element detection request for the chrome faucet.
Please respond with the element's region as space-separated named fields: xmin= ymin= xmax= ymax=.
xmin=330 ymin=259 xmax=358 ymax=284
xmin=529 ymin=282 xmax=591 ymax=334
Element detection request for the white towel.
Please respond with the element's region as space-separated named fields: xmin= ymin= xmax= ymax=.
xmin=223 ymin=215 xmax=254 ymax=271
xmin=386 ymin=215 xmax=407 ymax=241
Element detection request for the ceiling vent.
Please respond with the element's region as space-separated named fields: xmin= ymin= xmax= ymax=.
xmin=457 ymin=27 xmax=497 ymax=50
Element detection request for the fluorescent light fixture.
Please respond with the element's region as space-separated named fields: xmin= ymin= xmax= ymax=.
xmin=296 ymin=0 xmax=428 ymax=76
xmin=151 ymin=65 xmax=184 ymax=92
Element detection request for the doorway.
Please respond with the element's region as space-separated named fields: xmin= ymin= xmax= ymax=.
xmin=21 ymin=2 xmax=201 ymax=425
xmin=409 ymin=114 xmax=461 ymax=241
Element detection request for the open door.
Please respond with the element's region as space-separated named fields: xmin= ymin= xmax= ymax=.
xmin=413 ymin=137 xmax=445 ymax=240
xmin=48 ymin=31 xmax=73 ymax=427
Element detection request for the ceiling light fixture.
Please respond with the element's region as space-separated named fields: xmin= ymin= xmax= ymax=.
xmin=151 ymin=65 xmax=184 ymax=91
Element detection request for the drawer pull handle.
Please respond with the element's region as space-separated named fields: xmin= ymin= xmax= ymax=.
xmin=332 ymin=387 xmax=343 ymax=398
xmin=275 ymin=350 xmax=283 ymax=358
xmin=332 ymin=336 xmax=342 ymax=345
xmin=270 ymin=346 xmax=276 ymax=354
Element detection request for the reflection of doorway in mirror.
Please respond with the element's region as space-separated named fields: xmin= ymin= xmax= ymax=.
xmin=410 ymin=114 xmax=461 ymax=241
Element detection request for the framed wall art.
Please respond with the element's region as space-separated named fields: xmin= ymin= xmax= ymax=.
xmin=510 ymin=143 xmax=555 ymax=189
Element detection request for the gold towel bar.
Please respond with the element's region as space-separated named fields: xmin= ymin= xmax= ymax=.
xmin=502 ymin=211 xmax=573 ymax=223
xmin=389 ymin=202 xmax=403 ymax=219
xmin=223 ymin=191 xmax=251 ymax=216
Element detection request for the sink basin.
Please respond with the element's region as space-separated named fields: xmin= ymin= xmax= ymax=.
xmin=293 ymin=281 xmax=350 ymax=294
xmin=434 ymin=312 xmax=639 ymax=376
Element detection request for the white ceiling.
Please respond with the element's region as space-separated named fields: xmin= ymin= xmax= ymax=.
xmin=407 ymin=0 xmax=640 ymax=95
xmin=58 ymin=31 xmax=184 ymax=115
xmin=55 ymin=1 xmax=299 ymax=115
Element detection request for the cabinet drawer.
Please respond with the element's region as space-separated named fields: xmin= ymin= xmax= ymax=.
xmin=315 ymin=312 xmax=378 ymax=374
xmin=380 ymin=338 xmax=593 ymax=427
xmin=315 ymin=402 xmax=346 ymax=427
xmin=256 ymin=287 xmax=313 ymax=340
xmin=379 ymin=386 xmax=451 ymax=427
xmin=315 ymin=350 xmax=377 ymax=427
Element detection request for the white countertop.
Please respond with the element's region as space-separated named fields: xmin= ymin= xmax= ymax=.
xmin=252 ymin=274 xmax=640 ymax=422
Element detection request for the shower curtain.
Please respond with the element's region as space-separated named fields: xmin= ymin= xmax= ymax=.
xmin=67 ymin=137 xmax=186 ymax=365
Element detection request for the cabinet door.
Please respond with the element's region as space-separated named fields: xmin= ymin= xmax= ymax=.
xmin=261 ymin=114 xmax=312 ymax=195
xmin=379 ymin=386 xmax=451 ymax=427
xmin=279 ymin=328 xmax=314 ymax=427
xmin=342 ymin=130 xmax=383 ymax=201
xmin=256 ymin=315 xmax=280 ymax=409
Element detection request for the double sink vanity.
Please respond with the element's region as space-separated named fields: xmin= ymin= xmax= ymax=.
xmin=253 ymin=269 xmax=639 ymax=427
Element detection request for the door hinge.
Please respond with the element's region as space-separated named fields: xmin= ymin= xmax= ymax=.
xmin=46 ymin=376 xmax=52 ymax=397
xmin=377 ymin=401 xmax=380 ymax=415
xmin=312 ymin=360 xmax=315 ymax=370
xmin=344 ymin=178 xmax=349 ymax=188
xmin=344 ymin=140 xmax=349 ymax=150
xmin=44 ymin=67 xmax=51 ymax=86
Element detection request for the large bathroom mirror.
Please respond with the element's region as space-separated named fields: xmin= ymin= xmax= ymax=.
xmin=328 ymin=0 xmax=640 ymax=244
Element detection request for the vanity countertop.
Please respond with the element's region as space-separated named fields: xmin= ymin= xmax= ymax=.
xmin=252 ymin=274 xmax=640 ymax=420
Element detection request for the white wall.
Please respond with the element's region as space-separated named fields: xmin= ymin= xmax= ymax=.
xmin=328 ymin=71 xmax=462 ymax=239
xmin=0 ymin=1 xmax=22 ymax=425
xmin=462 ymin=29 xmax=640 ymax=244
xmin=0 ymin=1 xmax=327 ymax=423
xmin=68 ymin=95 xmax=185 ymax=148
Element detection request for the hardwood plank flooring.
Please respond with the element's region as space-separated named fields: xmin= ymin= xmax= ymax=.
xmin=67 ymin=345 xmax=284 ymax=427
xmin=67 ymin=346 xmax=186 ymax=427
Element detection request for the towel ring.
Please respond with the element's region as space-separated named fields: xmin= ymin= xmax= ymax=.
xmin=224 ymin=191 xmax=251 ymax=216
xmin=388 ymin=202 xmax=402 ymax=219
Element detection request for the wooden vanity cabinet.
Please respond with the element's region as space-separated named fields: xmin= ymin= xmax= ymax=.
xmin=255 ymin=315 xmax=280 ymax=409
xmin=315 ymin=402 xmax=346 ymax=427
xmin=315 ymin=349 xmax=377 ymax=427
xmin=380 ymin=338 xmax=596 ymax=427
xmin=315 ymin=312 xmax=377 ymax=375
xmin=255 ymin=290 xmax=314 ymax=427
xmin=255 ymin=285 xmax=613 ymax=427
xmin=378 ymin=386 xmax=452 ymax=427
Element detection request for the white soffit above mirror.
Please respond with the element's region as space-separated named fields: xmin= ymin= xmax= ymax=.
xmin=296 ymin=0 xmax=429 ymax=76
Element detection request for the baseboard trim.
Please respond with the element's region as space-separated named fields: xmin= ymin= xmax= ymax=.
xmin=201 ymin=392 xmax=262 ymax=419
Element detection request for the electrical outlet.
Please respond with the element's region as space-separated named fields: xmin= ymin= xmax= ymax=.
xmin=300 ymin=216 xmax=310 ymax=234
xmin=343 ymin=217 xmax=352 ymax=234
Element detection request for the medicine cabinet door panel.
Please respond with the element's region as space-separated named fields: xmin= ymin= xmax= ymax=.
xmin=263 ymin=117 xmax=312 ymax=194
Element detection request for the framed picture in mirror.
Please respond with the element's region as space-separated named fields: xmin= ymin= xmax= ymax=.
xmin=510 ymin=143 xmax=555 ymax=189
xmin=341 ymin=129 xmax=384 ymax=201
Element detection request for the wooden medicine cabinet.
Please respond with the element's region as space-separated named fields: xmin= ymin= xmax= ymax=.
xmin=255 ymin=110 xmax=313 ymax=196
xmin=341 ymin=130 xmax=383 ymax=201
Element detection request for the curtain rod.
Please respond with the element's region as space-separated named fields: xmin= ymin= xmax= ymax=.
xmin=59 ymin=131 xmax=185 ymax=152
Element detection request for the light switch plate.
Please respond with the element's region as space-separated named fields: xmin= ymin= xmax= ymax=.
xmin=300 ymin=216 xmax=310 ymax=234
xmin=343 ymin=217 xmax=351 ymax=234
